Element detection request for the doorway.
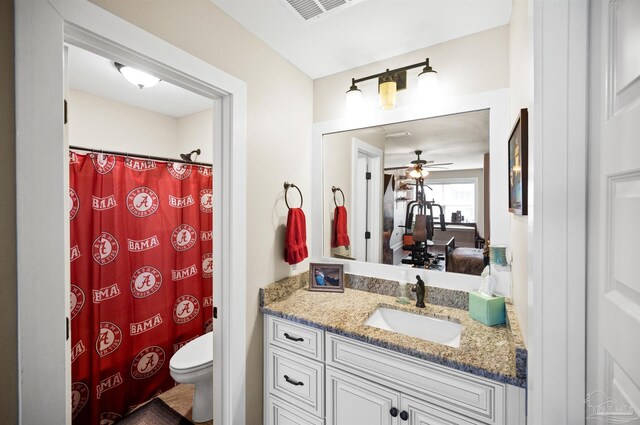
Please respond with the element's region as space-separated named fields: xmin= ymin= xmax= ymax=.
xmin=15 ymin=1 xmax=247 ymax=423
xmin=351 ymin=138 xmax=382 ymax=263
xmin=67 ymin=43 xmax=216 ymax=423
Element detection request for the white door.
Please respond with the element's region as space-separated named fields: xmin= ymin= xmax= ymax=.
xmin=587 ymin=0 xmax=640 ymax=422
xmin=326 ymin=367 xmax=400 ymax=425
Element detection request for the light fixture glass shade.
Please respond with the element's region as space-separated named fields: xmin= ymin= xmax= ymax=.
xmin=379 ymin=79 xmax=397 ymax=110
xmin=115 ymin=63 xmax=160 ymax=89
xmin=345 ymin=87 xmax=363 ymax=114
xmin=409 ymin=168 xmax=429 ymax=179
xmin=418 ymin=69 xmax=438 ymax=95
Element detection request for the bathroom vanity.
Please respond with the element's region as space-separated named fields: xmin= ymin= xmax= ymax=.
xmin=261 ymin=276 xmax=527 ymax=425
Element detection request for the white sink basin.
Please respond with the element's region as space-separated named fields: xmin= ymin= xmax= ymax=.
xmin=365 ymin=307 xmax=462 ymax=348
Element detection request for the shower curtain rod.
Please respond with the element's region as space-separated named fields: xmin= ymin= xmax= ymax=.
xmin=69 ymin=145 xmax=213 ymax=167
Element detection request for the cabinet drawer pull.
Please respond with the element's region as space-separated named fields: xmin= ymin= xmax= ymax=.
xmin=283 ymin=375 xmax=304 ymax=386
xmin=283 ymin=332 xmax=304 ymax=342
xmin=400 ymin=411 xmax=409 ymax=421
xmin=390 ymin=407 xmax=399 ymax=417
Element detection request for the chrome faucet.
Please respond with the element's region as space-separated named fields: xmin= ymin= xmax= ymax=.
xmin=411 ymin=275 xmax=426 ymax=308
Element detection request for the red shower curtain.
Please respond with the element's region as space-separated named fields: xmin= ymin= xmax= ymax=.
xmin=69 ymin=151 xmax=213 ymax=424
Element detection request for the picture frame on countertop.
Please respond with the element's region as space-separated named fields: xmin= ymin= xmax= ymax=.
xmin=309 ymin=262 xmax=344 ymax=293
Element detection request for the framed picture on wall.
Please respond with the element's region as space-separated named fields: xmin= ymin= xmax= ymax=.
xmin=309 ymin=263 xmax=344 ymax=293
xmin=508 ymin=108 xmax=528 ymax=216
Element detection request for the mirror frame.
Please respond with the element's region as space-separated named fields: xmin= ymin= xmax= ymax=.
xmin=311 ymin=89 xmax=510 ymax=292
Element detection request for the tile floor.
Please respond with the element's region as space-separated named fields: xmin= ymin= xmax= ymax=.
xmin=157 ymin=384 xmax=213 ymax=425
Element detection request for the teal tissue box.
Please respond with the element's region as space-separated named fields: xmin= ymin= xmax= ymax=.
xmin=469 ymin=292 xmax=506 ymax=326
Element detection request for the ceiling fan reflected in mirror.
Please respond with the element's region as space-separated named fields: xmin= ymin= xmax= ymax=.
xmin=384 ymin=150 xmax=453 ymax=179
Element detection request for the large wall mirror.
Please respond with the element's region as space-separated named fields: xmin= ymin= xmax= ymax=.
xmin=312 ymin=90 xmax=510 ymax=289
xmin=323 ymin=109 xmax=490 ymax=275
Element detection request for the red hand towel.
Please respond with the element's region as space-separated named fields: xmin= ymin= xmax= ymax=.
xmin=284 ymin=208 xmax=308 ymax=265
xmin=331 ymin=206 xmax=351 ymax=248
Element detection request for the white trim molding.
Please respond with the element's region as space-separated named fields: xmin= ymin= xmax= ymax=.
xmin=530 ymin=0 xmax=588 ymax=423
xmin=15 ymin=1 xmax=247 ymax=423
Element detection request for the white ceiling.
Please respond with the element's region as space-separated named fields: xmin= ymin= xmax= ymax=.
xmin=384 ymin=109 xmax=490 ymax=171
xmin=338 ymin=109 xmax=489 ymax=171
xmin=210 ymin=0 xmax=512 ymax=78
xmin=67 ymin=44 xmax=213 ymax=118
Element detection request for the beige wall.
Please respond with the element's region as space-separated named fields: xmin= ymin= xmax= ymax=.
xmin=69 ymin=89 xmax=178 ymax=157
xmin=313 ymin=25 xmax=510 ymax=123
xmin=68 ymin=90 xmax=213 ymax=161
xmin=177 ymin=109 xmax=214 ymax=163
xmin=509 ymin=0 xmax=533 ymax=345
xmin=0 ymin=0 xmax=18 ymax=422
xmin=322 ymin=129 xmax=386 ymax=258
xmin=91 ymin=1 xmax=313 ymax=422
xmin=323 ymin=132 xmax=353 ymax=258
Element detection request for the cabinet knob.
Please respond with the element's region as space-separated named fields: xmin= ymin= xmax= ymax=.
xmin=389 ymin=407 xmax=399 ymax=417
xmin=400 ymin=411 xmax=409 ymax=421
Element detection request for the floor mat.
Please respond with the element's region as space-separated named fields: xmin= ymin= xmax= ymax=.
xmin=117 ymin=398 xmax=194 ymax=425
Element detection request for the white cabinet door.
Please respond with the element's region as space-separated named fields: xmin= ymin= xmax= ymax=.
xmin=326 ymin=366 xmax=400 ymax=425
xmin=400 ymin=394 xmax=483 ymax=425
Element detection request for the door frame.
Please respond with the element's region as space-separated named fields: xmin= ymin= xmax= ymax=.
xmin=351 ymin=138 xmax=383 ymax=263
xmin=15 ymin=1 xmax=247 ymax=423
xmin=530 ymin=0 xmax=588 ymax=422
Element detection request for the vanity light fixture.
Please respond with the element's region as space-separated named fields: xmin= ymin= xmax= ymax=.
xmin=345 ymin=58 xmax=438 ymax=111
xmin=114 ymin=62 xmax=161 ymax=89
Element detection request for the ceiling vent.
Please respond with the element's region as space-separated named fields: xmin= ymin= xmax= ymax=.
xmin=282 ymin=0 xmax=365 ymax=22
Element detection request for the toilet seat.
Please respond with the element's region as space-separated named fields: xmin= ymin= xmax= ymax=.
xmin=170 ymin=331 xmax=213 ymax=372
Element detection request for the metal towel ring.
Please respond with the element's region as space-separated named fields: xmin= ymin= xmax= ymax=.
xmin=284 ymin=182 xmax=303 ymax=209
xmin=332 ymin=186 xmax=345 ymax=207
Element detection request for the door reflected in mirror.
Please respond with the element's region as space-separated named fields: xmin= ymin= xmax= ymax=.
xmin=323 ymin=109 xmax=490 ymax=276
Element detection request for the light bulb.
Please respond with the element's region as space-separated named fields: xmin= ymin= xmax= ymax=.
xmin=418 ymin=69 xmax=438 ymax=96
xmin=409 ymin=168 xmax=429 ymax=179
xmin=345 ymin=85 xmax=363 ymax=115
xmin=115 ymin=63 xmax=160 ymax=89
xmin=379 ymin=79 xmax=397 ymax=110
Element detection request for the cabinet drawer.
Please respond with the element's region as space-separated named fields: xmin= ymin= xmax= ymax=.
xmin=401 ymin=393 xmax=484 ymax=425
xmin=326 ymin=333 xmax=504 ymax=424
xmin=267 ymin=346 xmax=324 ymax=418
xmin=267 ymin=315 xmax=324 ymax=361
xmin=266 ymin=396 xmax=324 ymax=425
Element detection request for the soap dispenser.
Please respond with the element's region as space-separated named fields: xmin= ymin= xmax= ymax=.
xmin=396 ymin=270 xmax=411 ymax=305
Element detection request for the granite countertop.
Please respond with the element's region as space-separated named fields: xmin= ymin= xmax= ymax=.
xmin=261 ymin=275 xmax=526 ymax=388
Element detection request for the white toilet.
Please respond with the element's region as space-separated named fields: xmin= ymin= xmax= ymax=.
xmin=169 ymin=331 xmax=213 ymax=423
